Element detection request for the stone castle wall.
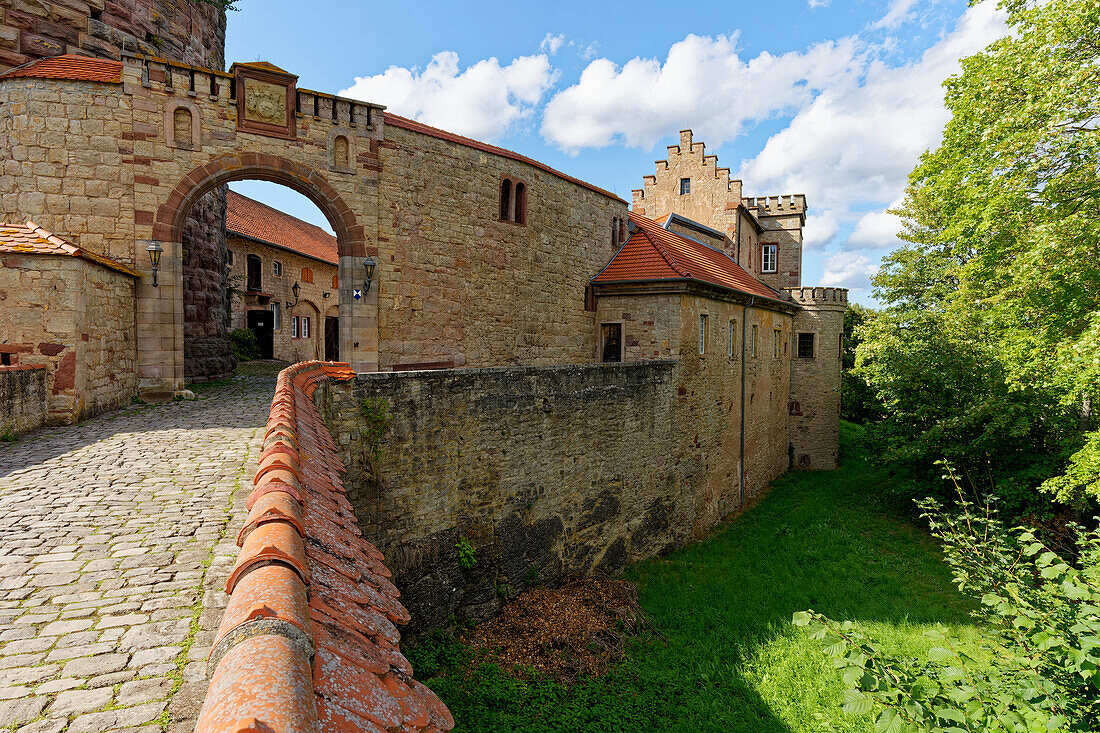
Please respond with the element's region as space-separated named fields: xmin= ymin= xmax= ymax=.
xmin=0 ymin=253 xmax=135 ymax=423
xmin=376 ymin=124 xmax=627 ymax=371
xmin=785 ymin=286 xmax=847 ymax=469
xmin=0 ymin=364 xmax=47 ymax=434
xmin=0 ymin=0 xmax=226 ymax=72
xmin=317 ymin=362 xmax=681 ymax=635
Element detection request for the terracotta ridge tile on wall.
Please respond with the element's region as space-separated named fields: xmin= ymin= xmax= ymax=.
xmin=194 ymin=362 xmax=454 ymax=733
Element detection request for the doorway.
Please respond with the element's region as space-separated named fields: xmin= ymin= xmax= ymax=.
xmin=247 ymin=309 xmax=274 ymax=359
xmin=325 ymin=317 xmax=339 ymax=361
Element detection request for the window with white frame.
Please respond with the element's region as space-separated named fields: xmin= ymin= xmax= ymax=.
xmin=300 ymin=315 xmax=311 ymax=340
xmin=699 ymin=314 xmax=708 ymax=355
xmin=273 ymin=260 xmax=283 ymax=277
xmin=762 ymin=244 xmax=777 ymax=273
xmin=291 ymin=315 xmax=299 ymax=339
xmin=680 ymin=178 xmax=691 ymax=195
xmin=270 ymin=302 xmax=281 ymax=331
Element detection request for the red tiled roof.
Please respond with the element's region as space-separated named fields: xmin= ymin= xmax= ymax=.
xmin=592 ymin=212 xmax=782 ymax=302
xmin=0 ymin=54 xmax=122 ymax=83
xmin=227 ymin=191 xmax=339 ymax=266
xmin=0 ymin=221 xmax=138 ymax=276
xmin=196 ymin=361 xmax=454 ymax=733
xmin=385 ymin=113 xmax=627 ymax=204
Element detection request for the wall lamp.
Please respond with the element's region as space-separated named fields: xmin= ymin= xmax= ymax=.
xmin=146 ymin=241 xmax=163 ymax=287
xmin=363 ymin=256 xmax=376 ymax=293
xmin=286 ymin=281 xmax=301 ymax=310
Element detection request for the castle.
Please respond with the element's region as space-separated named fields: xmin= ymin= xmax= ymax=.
xmin=0 ymin=2 xmax=848 ymax=730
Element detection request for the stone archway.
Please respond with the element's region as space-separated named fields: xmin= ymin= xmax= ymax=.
xmin=139 ymin=152 xmax=375 ymax=399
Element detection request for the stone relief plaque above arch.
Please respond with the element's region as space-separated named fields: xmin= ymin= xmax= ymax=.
xmin=230 ymin=61 xmax=297 ymax=140
xmin=165 ymin=99 xmax=201 ymax=150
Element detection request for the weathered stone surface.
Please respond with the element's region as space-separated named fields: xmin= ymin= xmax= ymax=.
xmin=0 ymin=373 xmax=271 ymax=733
xmin=0 ymin=366 xmax=46 ymax=435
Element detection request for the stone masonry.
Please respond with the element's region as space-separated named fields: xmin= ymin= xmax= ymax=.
xmin=0 ymin=368 xmax=273 ymax=733
xmin=0 ymin=365 xmax=46 ymax=435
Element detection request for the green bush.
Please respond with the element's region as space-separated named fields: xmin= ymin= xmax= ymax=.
xmin=228 ymin=328 xmax=259 ymax=362
xmin=795 ymin=497 xmax=1100 ymax=732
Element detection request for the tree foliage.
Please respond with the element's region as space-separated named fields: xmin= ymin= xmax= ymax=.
xmin=842 ymin=303 xmax=885 ymax=423
xmin=795 ymin=496 xmax=1100 ymax=732
xmin=856 ymin=0 xmax=1100 ymax=509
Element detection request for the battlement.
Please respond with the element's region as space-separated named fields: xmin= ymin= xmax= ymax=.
xmin=782 ymin=287 xmax=848 ymax=308
xmin=742 ymin=194 xmax=807 ymax=216
xmin=642 ymin=129 xmax=742 ymax=197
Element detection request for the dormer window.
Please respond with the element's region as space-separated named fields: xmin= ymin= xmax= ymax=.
xmin=680 ymin=178 xmax=691 ymax=195
xmin=499 ymin=177 xmax=528 ymax=225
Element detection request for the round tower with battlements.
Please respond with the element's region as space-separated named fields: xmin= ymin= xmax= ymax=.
xmin=784 ymin=286 xmax=848 ymax=470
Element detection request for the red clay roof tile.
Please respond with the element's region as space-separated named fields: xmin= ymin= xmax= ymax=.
xmin=197 ymin=361 xmax=452 ymax=733
xmin=0 ymin=221 xmax=138 ymax=277
xmin=592 ymin=212 xmax=784 ymax=303
xmin=227 ymin=191 xmax=339 ymax=266
xmin=0 ymin=54 xmax=122 ymax=83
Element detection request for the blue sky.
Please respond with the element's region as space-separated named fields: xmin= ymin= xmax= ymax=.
xmin=226 ymin=0 xmax=1007 ymax=304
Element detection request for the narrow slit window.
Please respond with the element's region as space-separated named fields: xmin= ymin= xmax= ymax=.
xmin=699 ymin=314 xmax=708 ymax=355
xmin=514 ymin=182 xmax=527 ymax=225
xmin=751 ymin=325 xmax=758 ymax=358
xmin=774 ymin=329 xmax=781 ymax=358
xmin=728 ymin=320 xmax=736 ymax=357
xmin=500 ymin=179 xmax=512 ymax=221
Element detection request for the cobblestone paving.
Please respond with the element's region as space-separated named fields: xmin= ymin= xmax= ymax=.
xmin=0 ymin=371 xmax=277 ymax=733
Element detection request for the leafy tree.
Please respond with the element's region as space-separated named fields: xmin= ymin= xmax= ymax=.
xmin=795 ymin=495 xmax=1100 ymax=732
xmin=841 ymin=303 xmax=885 ymax=423
xmin=857 ymin=0 xmax=1100 ymax=509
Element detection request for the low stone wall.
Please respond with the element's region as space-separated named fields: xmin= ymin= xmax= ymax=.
xmin=317 ymin=362 xmax=708 ymax=635
xmin=0 ymin=365 xmax=47 ymax=435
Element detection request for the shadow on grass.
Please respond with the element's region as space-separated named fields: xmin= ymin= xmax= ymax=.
xmin=414 ymin=422 xmax=977 ymax=732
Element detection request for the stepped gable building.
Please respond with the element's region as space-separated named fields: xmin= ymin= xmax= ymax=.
xmin=225 ymin=190 xmax=340 ymax=364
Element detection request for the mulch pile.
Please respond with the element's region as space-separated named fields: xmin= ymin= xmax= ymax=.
xmin=462 ymin=576 xmax=647 ymax=682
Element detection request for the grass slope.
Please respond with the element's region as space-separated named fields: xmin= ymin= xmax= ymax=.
xmin=410 ymin=421 xmax=978 ymax=732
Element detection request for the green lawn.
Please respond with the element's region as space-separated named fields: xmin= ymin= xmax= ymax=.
xmin=410 ymin=422 xmax=979 ymax=732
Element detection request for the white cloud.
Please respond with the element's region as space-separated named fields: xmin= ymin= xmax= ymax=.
xmin=541 ymin=33 xmax=864 ymax=153
xmin=872 ymin=0 xmax=919 ymax=30
xmin=848 ymin=209 xmax=903 ymax=249
xmin=821 ymin=251 xmax=880 ymax=290
xmin=738 ymin=0 xmax=1006 ymax=247
xmin=540 ymin=33 xmax=566 ymax=55
xmin=804 ymin=209 xmax=841 ymax=251
xmin=339 ymin=51 xmax=557 ymax=141
xmin=581 ymin=42 xmax=600 ymax=61
xmin=808 ymin=0 xmax=831 ymax=7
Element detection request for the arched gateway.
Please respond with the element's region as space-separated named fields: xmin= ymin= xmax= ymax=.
xmin=0 ymin=55 xmax=384 ymax=399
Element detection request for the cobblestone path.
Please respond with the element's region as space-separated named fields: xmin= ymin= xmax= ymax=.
xmin=0 ymin=371 xmax=277 ymax=733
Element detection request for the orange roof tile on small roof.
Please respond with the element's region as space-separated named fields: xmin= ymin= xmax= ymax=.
xmin=385 ymin=113 xmax=627 ymax=204
xmin=0 ymin=54 xmax=122 ymax=83
xmin=0 ymin=221 xmax=138 ymax=276
xmin=592 ymin=212 xmax=784 ymax=303
xmin=227 ymin=191 xmax=338 ymax=266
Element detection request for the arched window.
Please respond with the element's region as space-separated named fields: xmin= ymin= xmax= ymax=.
xmin=331 ymin=274 xmax=339 ymax=289
xmin=514 ymin=182 xmax=527 ymax=225
xmin=500 ymin=179 xmax=512 ymax=222
xmin=301 ymin=267 xmax=314 ymax=283
xmin=619 ymin=218 xmax=627 ymax=243
xmin=611 ymin=218 xmax=619 ymax=248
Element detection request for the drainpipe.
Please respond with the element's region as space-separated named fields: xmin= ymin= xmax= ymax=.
xmin=740 ymin=295 xmax=754 ymax=508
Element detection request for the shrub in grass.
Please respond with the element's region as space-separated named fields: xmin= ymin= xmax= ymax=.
xmin=228 ymin=328 xmax=259 ymax=361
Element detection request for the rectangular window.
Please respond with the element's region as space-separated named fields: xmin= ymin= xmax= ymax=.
xmin=226 ymin=250 xmax=234 ymax=267
xmin=728 ymin=320 xmax=736 ymax=357
xmin=291 ymin=316 xmax=299 ymax=339
xmin=680 ymin=178 xmax=691 ymax=195
xmin=273 ymin=261 xmax=283 ymax=277
xmin=699 ymin=314 xmax=708 ymax=355
xmin=600 ymin=322 xmax=622 ymax=363
xmin=751 ymin=325 xmax=758 ymax=358
xmin=798 ymin=332 xmax=815 ymax=359
xmin=300 ymin=316 xmax=311 ymax=340
xmin=270 ymin=302 xmax=281 ymax=331
xmin=762 ymin=244 xmax=777 ymax=273
xmin=774 ymin=329 xmax=781 ymax=358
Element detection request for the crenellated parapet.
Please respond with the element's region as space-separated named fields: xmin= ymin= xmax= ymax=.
xmin=782 ymin=286 xmax=848 ymax=309
xmin=743 ymin=194 xmax=807 ymax=224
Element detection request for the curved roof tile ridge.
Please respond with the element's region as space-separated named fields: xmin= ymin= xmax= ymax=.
xmin=195 ymin=361 xmax=453 ymax=733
